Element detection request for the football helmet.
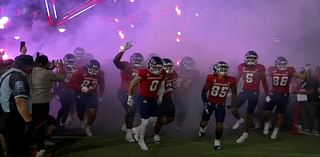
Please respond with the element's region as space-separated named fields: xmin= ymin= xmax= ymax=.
xmin=162 ymin=58 xmax=174 ymax=73
xmin=87 ymin=59 xmax=100 ymax=75
xmin=130 ymin=52 xmax=144 ymax=68
xmin=180 ymin=56 xmax=195 ymax=70
xmin=148 ymin=56 xmax=163 ymax=75
xmin=63 ymin=53 xmax=76 ymax=66
xmin=73 ymin=47 xmax=86 ymax=62
xmin=213 ymin=61 xmax=229 ymax=76
xmin=275 ymin=56 xmax=288 ymax=71
xmin=245 ymin=50 xmax=258 ymax=66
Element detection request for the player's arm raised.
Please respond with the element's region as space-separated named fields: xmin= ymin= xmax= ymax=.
xmin=113 ymin=41 xmax=132 ymax=70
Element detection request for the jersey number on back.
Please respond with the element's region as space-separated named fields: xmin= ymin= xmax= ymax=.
xmin=210 ymin=86 xmax=229 ymax=97
xmin=81 ymin=80 xmax=98 ymax=89
xmin=272 ymin=76 xmax=288 ymax=86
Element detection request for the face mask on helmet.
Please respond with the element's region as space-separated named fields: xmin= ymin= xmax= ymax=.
xmin=163 ymin=58 xmax=174 ymax=73
xmin=245 ymin=57 xmax=258 ymax=66
xmin=181 ymin=57 xmax=195 ymax=70
xmin=64 ymin=54 xmax=76 ymax=67
xmin=130 ymin=53 xmax=144 ymax=68
xmin=87 ymin=60 xmax=100 ymax=75
xmin=149 ymin=64 xmax=163 ymax=75
xmin=148 ymin=56 xmax=163 ymax=75
xmin=275 ymin=57 xmax=288 ymax=71
xmin=245 ymin=51 xmax=258 ymax=66
xmin=214 ymin=62 xmax=229 ymax=76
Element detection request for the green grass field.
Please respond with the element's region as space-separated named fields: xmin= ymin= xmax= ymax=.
xmin=53 ymin=132 xmax=320 ymax=157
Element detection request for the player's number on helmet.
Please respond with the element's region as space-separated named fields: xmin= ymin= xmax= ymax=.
xmin=272 ymin=76 xmax=288 ymax=86
xmin=210 ymin=86 xmax=229 ymax=97
xmin=246 ymin=73 xmax=254 ymax=83
xmin=150 ymin=80 xmax=160 ymax=91
xmin=81 ymin=80 xmax=98 ymax=90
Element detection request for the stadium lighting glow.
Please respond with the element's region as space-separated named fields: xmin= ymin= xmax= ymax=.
xmin=118 ymin=30 xmax=125 ymax=39
xmin=195 ymin=13 xmax=199 ymax=17
xmin=1 ymin=16 xmax=9 ymax=23
xmin=175 ymin=5 xmax=182 ymax=16
xmin=58 ymin=27 xmax=66 ymax=33
xmin=130 ymin=0 xmax=135 ymax=3
xmin=114 ymin=18 xmax=119 ymax=23
xmin=2 ymin=54 xmax=8 ymax=60
xmin=130 ymin=24 xmax=135 ymax=28
xmin=177 ymin=31 xmax=182 ymax=36
xmin=14 ymin=36 xmax=20 ymax=40
xmin=176 ymin=37 xmax=181 ymax=43
xmin=120 ymin=46 xmax=124 ymax=50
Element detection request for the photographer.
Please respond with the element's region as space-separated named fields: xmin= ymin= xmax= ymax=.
xmin=31 ymin=54 xmax=65 ymax=155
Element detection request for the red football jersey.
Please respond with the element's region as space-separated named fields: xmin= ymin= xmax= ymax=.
xmin=203 ymin=74 xmax=237 ymax=105
xmin=118 ymin=62 xmax=139 ymax=92
xmin=238 ymin=63 xmax=269 ymax=94
xmin=69 ymin=67 xmax=105 ymax=95
xmin=268 ymin=66 xmax=296 ymax=94
xmin=175 ymin=69 xmax=200 ymax=89
xmin=164 ymin=70 xmax=178 ymax=98
xmin=138 ymin=68 xmax=166 ymax=97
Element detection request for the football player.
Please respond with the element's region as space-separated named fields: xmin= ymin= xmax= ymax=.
xmin=174 ymin=56 xmax=201 ymax=129
xmin=198 ymin=61 xmax=237 ymax=150
xmin=231 ymin=51 xmax=269 ymax=143
xmin=56 ymin=53 xmax=77 ymax=127
xmin=73 ymin=47 xmax=87 ymax=67
xmin=263 ymin=56 xmax=306 ymax=139
xmin=113 ymin=41 xmax=144 ymax=142
xmin=127 ymin=56 xmax=166 ymax=150
xmin=69 ymin=59 xmax=105 ymax=136
xmin=153 ymin=58 xmax=178 ymax=144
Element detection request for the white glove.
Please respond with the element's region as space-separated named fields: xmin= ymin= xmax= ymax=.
xmin=81 ymin=86 xmax=89 ymax=93
xmin=127 ymin=96 xmax=134 ymax=107
xmin=266 ymin=96 xmax=271 ymax=103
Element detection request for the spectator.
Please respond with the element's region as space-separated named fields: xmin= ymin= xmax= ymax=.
xmin=31 ymin=55 xmax=65 ymax=156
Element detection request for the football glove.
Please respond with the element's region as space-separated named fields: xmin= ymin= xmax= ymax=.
xmin=127 ymin=96 xmax=134 ymax=107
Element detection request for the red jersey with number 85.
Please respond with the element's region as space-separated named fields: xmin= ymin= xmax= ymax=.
xmin=69 ymin=67 xmax=105 ymax=95
xmin=204 ymin=74 xmax=237 ymax=105
xmin=138 ymin=68 xmax=166 ymax=97
xmin=268 ymin=66 xmax=295 ymax=95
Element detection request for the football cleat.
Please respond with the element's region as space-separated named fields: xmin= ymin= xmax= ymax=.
xmin=138 ymin=141 xmax=149 ymax=151
xmin=236 ymin=132 xmax=248 ymax=144
xmin=35 ymin=149 xmax=46 ymax=157
xmin=232 ymin=118 xmax=245 ymax=130
xmin=153 ymin=134 xmax=161 ymax=144
xmin=85 ymin=127 xmax=93 ymax=137
xmin=263 ymin=121 xmax=270 ymax=135
xmin=125 ymin=131 xmax=135 ymax=143
xmin=214 ymin=139 xmax=222 ymax=150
